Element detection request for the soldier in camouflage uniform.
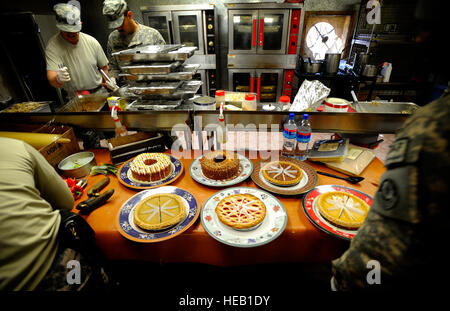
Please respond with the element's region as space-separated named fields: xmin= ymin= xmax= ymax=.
xmin=331 ymin=87 xmax=450 ymax=291
xmin=102 ymin=0 xmax=166 ymax=79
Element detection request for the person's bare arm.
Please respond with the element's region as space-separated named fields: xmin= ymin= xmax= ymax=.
xmin=47 ymin=70 xmax=63 ymax=88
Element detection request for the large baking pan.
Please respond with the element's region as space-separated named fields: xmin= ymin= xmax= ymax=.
xmin=119 ymin=64 xmax=200 ymax=82
xmin=113 ymin=45 xmax=197 ymax=63
xmin=120 ymin=61 xmax=182 ymax=75
xmin=127 ymin=99 xmax=183 ymax=111
xmin=353 ymin=101 xmax=419 ymax=114
xmin=57 ymin=93 xmax=108 ymax=112
xmin=126 ymin=81 xmax=182 ymax=96
xmin=136 ymin=80 xmax=203 ymax=100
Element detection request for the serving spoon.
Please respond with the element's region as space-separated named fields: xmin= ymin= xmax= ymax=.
xmin=316 ymin=170 xmax=365 ymax=184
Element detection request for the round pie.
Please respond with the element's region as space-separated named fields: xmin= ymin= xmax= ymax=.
xmin=215 ymin=194 xmax=266 ymax=230
xmin=261 ymin=161 xmax=303 ymax=186
xmin=317 ymin=191 xmax=370 ymax=229
xmin=134 ymin=194 xmax=186 ymax=230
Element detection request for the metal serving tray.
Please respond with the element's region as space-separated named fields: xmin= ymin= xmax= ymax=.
xmin=127 ymin=99 xmax=183 ymax=111
xmin=57 ymin=94 xmax=108 ymax=112
xmin=126 ymin=81 xmax=182 ymax=96
xmin=120 ymin=61 xmax=182 ymax=75
xmin=353 ymin=101 xmax=419 ymax=114
xmin=137 ymin=80 xmax=203 ymax=100
xmin=113 ymin=45 xmax=197 ymax=63
xmin=119 ymin=64 xmax=200 ymax=82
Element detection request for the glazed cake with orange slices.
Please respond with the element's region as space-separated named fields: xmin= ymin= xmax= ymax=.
xmin=317 ymin=191 xmax=370 ymax=229
xmin=130 ymin=153 xmax=172 ymax=182
xmin=215 ymin=194 xmax=266 ymax=229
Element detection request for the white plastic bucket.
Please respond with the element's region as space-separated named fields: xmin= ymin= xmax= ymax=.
xmin=323 ymin=97 xmax=350 ymax=112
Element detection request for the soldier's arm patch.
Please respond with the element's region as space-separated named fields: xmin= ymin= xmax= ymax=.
xmin=385 ymin=138 xmax=409 ymax=166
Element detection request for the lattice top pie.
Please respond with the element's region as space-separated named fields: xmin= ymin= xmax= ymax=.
xmin=262 ymin=161 xmax=303 ymax=186
xmin=134 ymin=194 xmax=186 ymax=230
xmin=317 ymin=191 xmax=370 ymax=229
xmin=215 ymin=194 xmax=266 ymax=229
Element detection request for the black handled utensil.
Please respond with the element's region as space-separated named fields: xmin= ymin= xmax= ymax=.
xmin=316 ymin=171 xmax=364 ymax=184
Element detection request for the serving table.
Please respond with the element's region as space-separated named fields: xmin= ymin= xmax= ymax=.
xmin=72 ymin=149 xmax=385 ymax=266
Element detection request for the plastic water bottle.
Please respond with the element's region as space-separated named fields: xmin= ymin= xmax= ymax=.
xmin=282 ymin=113 xmax=297 ymax=157
xmin=295 ymin=114 xmax=311 ymax=161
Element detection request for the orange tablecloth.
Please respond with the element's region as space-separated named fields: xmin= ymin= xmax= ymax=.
xmin=73 ymin=149 xmax=385 ymax=266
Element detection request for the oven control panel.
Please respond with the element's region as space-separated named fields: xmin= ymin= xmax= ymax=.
xmin=205 ymin=10 xmax=215 ymax=55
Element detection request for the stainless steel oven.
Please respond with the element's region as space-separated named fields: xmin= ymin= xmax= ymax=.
xmin=225 ymin=2 xmax=302 ymax=103
xmin=229 ymin=9 xmax=290 ymax=55
xmin=228 ymin=68 xmax=284 ymax=103
xmin=141 ymin=4 xmax=218 ymax=95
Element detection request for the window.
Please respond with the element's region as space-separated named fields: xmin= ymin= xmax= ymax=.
xmin=301 ymin=11 xmax=356 ymax=60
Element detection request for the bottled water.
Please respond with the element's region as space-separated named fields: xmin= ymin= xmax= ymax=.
xmin=295 ymin=113 xmax=311 ymax=161
xmin=282 ymin=113 xmax=297 ymax=157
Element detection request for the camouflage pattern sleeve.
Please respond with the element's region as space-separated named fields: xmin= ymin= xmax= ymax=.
xmin=106 ymin=33 xmax=121 ymax=79
xmin=331 ymin=92 xmax=450 ymax=291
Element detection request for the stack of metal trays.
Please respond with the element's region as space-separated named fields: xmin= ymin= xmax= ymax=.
xmin=131 ymin=80 xmax=203 ymax=100
xmin=113 ymin=44 xmax=197 ymax=64
xmin=119 ymin=64 xmax=200 ymax=82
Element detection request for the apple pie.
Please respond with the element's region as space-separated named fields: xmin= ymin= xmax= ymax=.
xmin=215 ymin=194 xmax=266 ymax=229
xmin=134 ymin=194 xmax=186 ymax=230
xmin=317 ymin=191 xmax=370 ymax=229
xmin=262 ymin=161 xmax=303 ymax=186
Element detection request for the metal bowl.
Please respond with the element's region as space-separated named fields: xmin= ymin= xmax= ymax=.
xmin=58 ymin=151 xmax=97 ymax=178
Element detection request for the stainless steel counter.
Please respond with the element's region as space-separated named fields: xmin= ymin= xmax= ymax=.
xmin=0 ymin=109 xmax=412 ymax=134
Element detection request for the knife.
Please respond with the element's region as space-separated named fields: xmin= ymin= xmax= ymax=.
xmin=76 ymin=188 xmax=114 ymax=215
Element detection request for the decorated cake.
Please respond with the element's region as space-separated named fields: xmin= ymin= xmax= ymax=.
xmin=261 ymin=161 xmax=303 ymax=186
xmin=215 ymin=194 xmax=266 ymax=229
xmin=130 ymin=153 xmax=172 ymax=182
xmin=133 ymin=193 xmax=186 ymax=230
xmin=317 ymin=191 xmax=370 ymax=229
xmin=200 ymin=150 xmax=240 ymax=180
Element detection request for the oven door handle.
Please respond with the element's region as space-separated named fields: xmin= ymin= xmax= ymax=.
xmin=250 ymin=76 xmax=254 ymax=93
xmin=259 ymin=18 xmax=264 ymax=47
xmin=252 ymin=19 xmax=257 ymax=47
xmin=256 ymin=76 xmax=261 ymax=101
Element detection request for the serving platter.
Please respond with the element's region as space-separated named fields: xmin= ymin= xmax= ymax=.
xmin=302 ymin=184 xmax=373 ymax=240
xmin=201 ymin=187 xmax=287 ymax=248
xmin=116 ymin=186 xmax=198 ymax=243
xmin=117 ymin=154 xmax=183 ymax=190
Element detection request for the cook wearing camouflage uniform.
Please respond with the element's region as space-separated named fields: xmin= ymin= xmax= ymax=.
xmin=103 ymin=0 xmax=166 ymax=79
xmin=331 ymin=87 xmax=450 ymax=291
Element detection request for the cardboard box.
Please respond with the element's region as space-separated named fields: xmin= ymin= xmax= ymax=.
xmin=0 ymin=123 xmax=80 ymax=168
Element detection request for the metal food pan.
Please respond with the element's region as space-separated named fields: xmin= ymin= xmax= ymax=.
xmin=114 ymin=46 xmax=196 ymax=63
xmin=119 ymin=64 xmax=200 ymax=82
xmin=127 ymin=99 xmax=183 ymax=111
xmin=138 ymin=80 xmax=203 ymax=100
xmin=57 ymin=94 xmax=108 ymax=112
xmin=120 ymin=61 xmax=182 ymax=75
xmin=126 ymin=81 xmax=182 ymax=96
xmin=353 ymin=101 xmax=419 ymax=114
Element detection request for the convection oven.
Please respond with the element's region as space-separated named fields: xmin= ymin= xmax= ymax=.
xmin=225 ymin=2 xmax=302 ymax=103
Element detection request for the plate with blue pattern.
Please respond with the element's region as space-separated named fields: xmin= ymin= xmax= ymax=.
xmin=201 ymin=187 xmax=287 ymax=248
xmin=116 ymin=186 xmax=199 ymax=243
xmin=117 ymin=154 xmax=183 ymax=190
xmin=189 ymin=153 xmax=253 ymax=187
